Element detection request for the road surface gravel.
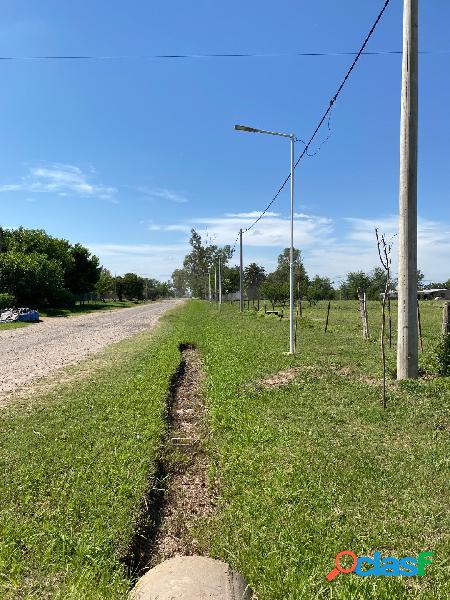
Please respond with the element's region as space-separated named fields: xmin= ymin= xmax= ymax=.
xmin=0 ymin=300 xmax=183 ymax=398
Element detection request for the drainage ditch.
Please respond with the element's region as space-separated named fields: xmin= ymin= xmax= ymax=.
xmin=123 ymin=343 xmax=215 ymax=582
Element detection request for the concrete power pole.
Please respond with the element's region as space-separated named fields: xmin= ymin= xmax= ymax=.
xmin=214 ymin=267 xmax=217 ymax=301
xmin=397 ymin=0 xmax=419 ymax=380
xmin=218 ymin=258 xmax=222 ymax=307
xmin=239 ymin=229 xmax=244 ymax=313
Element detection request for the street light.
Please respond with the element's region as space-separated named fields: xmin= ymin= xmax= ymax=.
xmin=234 ymin=123 xmax=296 ymax=354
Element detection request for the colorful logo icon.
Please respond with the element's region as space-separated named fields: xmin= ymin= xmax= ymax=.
xmin=326 ymin=550 xmax=433 ymax=581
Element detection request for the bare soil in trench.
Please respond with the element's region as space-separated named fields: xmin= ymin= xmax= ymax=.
xmin=126 ymin=345 xmax=216 ymax=577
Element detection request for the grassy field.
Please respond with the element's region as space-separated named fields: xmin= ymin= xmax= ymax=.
xmin=180 ymin=300 xmax=449 ymax=599
xmin=0 ymin=321 xmax=31 ymax=330
xmin=39 ymin=300 xmax=143 ymax=318
xmin=1 ymin=299 xmax=448 ymax=599
xmin=0 ymin=309 xmax=183 ymax=599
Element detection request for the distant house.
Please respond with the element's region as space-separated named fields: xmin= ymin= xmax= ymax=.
xmin=418 ymin=288 xmax=450 ymax=301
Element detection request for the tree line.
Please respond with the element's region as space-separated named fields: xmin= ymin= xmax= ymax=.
xmin=0 ymin=227 xmax=173 ymax=308
xmin=171 ymin=229 xmax=449 ymax=304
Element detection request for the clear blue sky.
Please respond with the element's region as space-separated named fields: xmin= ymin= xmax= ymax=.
xmin=1 ymin=1 xmax=449 ymax=284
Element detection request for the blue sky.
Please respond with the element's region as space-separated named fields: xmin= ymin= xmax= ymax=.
xmin=0 ymin=0 xmax=449 ymax=284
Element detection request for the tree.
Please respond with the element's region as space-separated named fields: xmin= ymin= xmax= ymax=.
xmin=222 ymin=266 xmax=240 ymax=295
xmin=155 ymin=281 xmax=173 ymax=298
xmin=261 ymin=281 xmax=289 ymax=310
xmin=423 ymin=281 xmax=447 ymax=290
xmin=340 ymin=271 xmax=372 ymax=300
xmin=172 ymin=268 xmax=189 ymax=297
xmin=0 ymin=227 xmax=103 ymax=307
xmin=121 ymin=273 xmax=144 ymax=300
xmin=0 ymin=251 xmax=65 ymax=306
xmin=1 ymin=227 xmax=73 ymax=272
xmin=96 ymin=268 xmax=114 ymax=301
xmin=244 ymin=263 xmax=266 ymax=300
xmin=270 ymin=248 xmax=309 ymax=297
xmin=307 ymin=276 xmax=335 ymax=302
xmin=182 ymin=229 xmax=231 ymax=298
xmin=417 ymin=269 xmax=425 ymax=290
xmin=65 ymin=243 xmax=101 ymax=297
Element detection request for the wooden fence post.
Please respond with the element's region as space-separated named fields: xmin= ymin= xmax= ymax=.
xmin=417 ymin=301 xmax=423 ymax=352
xmin=443 ymin=302 xmax=450 ymax=335
xmin=358 ymin=289 xmax=369 ymax=340
xmin=324 ymin=300 xmax=331 ymax=333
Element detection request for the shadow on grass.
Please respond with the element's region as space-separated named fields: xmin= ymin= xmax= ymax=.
xmin=42 ymin=302 xmax=141 ymax=318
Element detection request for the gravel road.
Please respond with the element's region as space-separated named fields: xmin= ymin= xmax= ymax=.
xmin=0 ymin=300 xmax=183 ymax=398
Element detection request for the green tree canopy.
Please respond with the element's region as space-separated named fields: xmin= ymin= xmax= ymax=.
xmin=171 ymin=268 xmax=189 ymax=297
xmin=182 ymin=229 xmax=231 ymax=298
xmin=118 ymin=273 xmax=144 ymax=301
xmin=222 ymin=266 xmax=240 ymax=295
xmin=307 ymin=276 xmax=335 ymax=301
xmin=268 ymin=248 xmax=309 ymax=297
xmin=261 ymin=281 xmax=290 ymax=310
xmin=65 ymin=244 xmax=100 ymax=296
xmin=244 ymin=263 xmax=266 ymax=300
xmin=0 ymin=251 xmax=65 ymax=306
xmin=96 ymin=268 xmax=115 ymax=301
xmin=0 ymin=227 xmax=101 ymax=306
xmin=339 ymin=271 xmax=372 ymax=300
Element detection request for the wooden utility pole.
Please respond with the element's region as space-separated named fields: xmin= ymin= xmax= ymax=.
xmin=397 ymin=0 xmax=419 ymax=379
xmin=239 ymin=229 xmax=244 ymax=313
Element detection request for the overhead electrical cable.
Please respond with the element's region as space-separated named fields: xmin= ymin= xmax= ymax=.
xmin=0 ymin=50 xmax=445 ymax=62
xmin=234 ymin=0 xmax=393 ymax=241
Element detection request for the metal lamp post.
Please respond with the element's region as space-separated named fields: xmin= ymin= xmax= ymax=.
xmin=234 ymin=124 xmax=296 ymax=354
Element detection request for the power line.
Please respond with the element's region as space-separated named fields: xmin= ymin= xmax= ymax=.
xmin=0 ymin=49 xmax=446 ymax=62
xmin=238 ymin=0 xmax=393 ymax=236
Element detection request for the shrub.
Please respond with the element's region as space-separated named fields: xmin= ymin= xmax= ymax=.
xmin=0 ymin=251 xmax=65 ymax=306
xmin=420 ymin=334 xmax=450 ymax=377
xmin=0 ymin=292 xmax=16 ymax=309
xmin=47 ymin=288 xmax=76 ymax=308
xmin=261 ymin=281 xmax=289 ymax=310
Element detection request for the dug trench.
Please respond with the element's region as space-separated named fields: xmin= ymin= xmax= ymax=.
xmin=123 ymin=343 xmax=216 ymax=585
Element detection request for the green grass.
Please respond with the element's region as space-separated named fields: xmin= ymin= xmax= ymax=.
xmin=0 ymin=306 xmax=184 ymax=599
xmin=1 ymin=299 xmax=448 ymax=599
xmin=178 ymin=300 xmax=449 ymax=600
xmin=0 ymin=321 xmax=31 ymax=330
xmin=39 ymin=300 xmax=143 ymax=318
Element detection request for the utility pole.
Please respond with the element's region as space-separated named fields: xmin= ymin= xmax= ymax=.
xmin=214 ymin=267 xmax=217 ymax=301
xmin=239 ymin=229 xmax=244 ymax=313
xmin=289 ymin=133 xmax=295 ymax=354
xmin=235 ymin=124 xmax=296 ymax=354
xmin=397 ymin=0 xmax=419 ymax=380
xmin=218 ymin=258 xmax=222 ymax=307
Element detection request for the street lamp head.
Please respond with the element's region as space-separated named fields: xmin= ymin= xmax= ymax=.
xmin=235 ymin=123 xmax=294 ymax=139
xmin=234 ymin=124 xmax=260 ymax=133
